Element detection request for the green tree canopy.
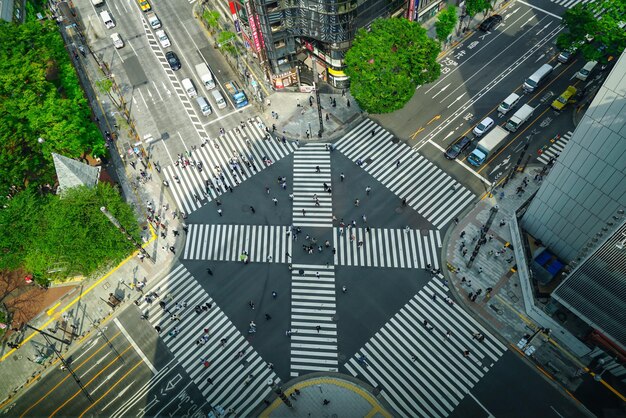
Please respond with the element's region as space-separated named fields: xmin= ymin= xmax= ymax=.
xmin=557 ymin=1 xmax=626 ymax=62
xmin=344 ymin=18 xmax=441 ymax=114
xmin=465 ymin=0 xmax=492 ymax=19
xmin=0 ymin=20 xmax=104 ymax=197
xmin=0 ymin=184 xmax=141 ymax=283
xmin=435 ymin=6 xmax=458 ymax=44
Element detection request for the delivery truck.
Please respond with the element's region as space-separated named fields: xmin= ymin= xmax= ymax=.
xmin=467 ymin=126 xmax=509 ymax=166
xmin=224 ymin=80 xmax=248 ymax=108
xmin=195 ymin=63 xmax=216 ymax=90
xmin=505 ymin=104 xmax=534 ymax=132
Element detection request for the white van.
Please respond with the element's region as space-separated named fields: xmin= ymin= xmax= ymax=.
xmin=498 ymin=93 xmax=521 ymax=115
xmin=196 ymin=97 xmax=212 ymax=115
xmin=91 ymin=0 xmax=104 ymax=6
xmin=195 ymin=63 xmax=216 ymax=90
xmin=100 ymin=11 xmax=115 ymax=29
xmin=523 ymin=64 xmax=553 ymax=92
xmin=181 ymin=78 xmax=197 ymax=98
xmin=576 ymin=61 xmax=597 ymax=81
xmin=211 ymin=89 xmax=227 ymax=109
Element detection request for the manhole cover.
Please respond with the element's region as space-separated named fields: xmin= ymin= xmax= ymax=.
xmin=365 ymin=157 xmax=373 ymax=164
xmin=391 ymin=137 xmax=400 ymax=144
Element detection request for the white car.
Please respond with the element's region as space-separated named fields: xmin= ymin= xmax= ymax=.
xmin=473 ymin=116 xmax=495 ymax=137
xmin=156 ymin=29 xmax=170 ymax=48
xmin=110 ymin=33 xmax=124 ymax=49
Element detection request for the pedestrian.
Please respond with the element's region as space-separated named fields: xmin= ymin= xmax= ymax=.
xmin=340 ymin=172 xmax=345 ymax=182
xmin=315 ymin=165 xmax=321 ymax=173
xmin=463 ymin=350 xmax=470 ymax=357
xmin=272 ymin=197 xmax=278 ymax=205
xmin=478 ymin=266 xmax=483 ymax=274
xmin=302 ymin=209 xmax=306 ymax=216
xmin=365 ymin=186 xmax=371 ymax=195
xmin=250 ymin=206 xmax=255 ymax=214
xmin=499 ymin=219 xmax=506 ymax=227
xmin=316 ymin=271 xmax=320 ymax=279
xmin=217 ymin=208 xmax=223 ymax=216
xmin=460 ymin=230 xmax=466 ymax=238
xmin=323 ymin=399 xmax=331 ymax=405
xmin=354 ymin=199 xmax=359 ymax=207
xmin=207 ymin=377 xmax=213 ymax=384
xmin=249 ymin=300 xmax=255 ymax=310
xmin=347 ymin=99 xmax=351 ymax=107
xmin=342 ymin=285 xmax=347 ymax=293
xmin=432 ymin=293 xmax=436 ymax=301
xmin=265 ymin=313 xmax=272 ymax=320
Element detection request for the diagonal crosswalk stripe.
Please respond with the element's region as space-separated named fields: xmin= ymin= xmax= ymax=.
xmin=163 ymin=117 xmax=297 ymax=215
xmin=344 ymin=281 xmax=507 ymax=418
xmin=136 ymin=264 xmax=279 ymax=417
xmin=335 ymin=119 xmax=475 ymax=229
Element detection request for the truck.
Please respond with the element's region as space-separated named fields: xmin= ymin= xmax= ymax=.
xmin=91 ymin=0 xmax=104 ymax=6
xmin=195 ymin=63 xmax=216 ymax=90
xmin=146 ymin=12 xmax=161 ymax=29
xmin=505 ymin=104 xmax=534 ymax=132
xmin=224 ymin=80 xmax=248 ymax=108
xmin=467 ymin=126 xmax=509 ymax=167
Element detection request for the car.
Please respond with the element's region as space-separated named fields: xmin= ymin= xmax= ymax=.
xmin=473 ymin=117 xmax=495 ymax=137
xmin=479 ymin=14 xmax=503 ymax=32
xmin=551 ymin=86 xmax=577 ymax=111
xmin=166 ymin=51 xmax=181 ymax=71
xmin=445 ymin=135 xmax=472 ymax=160
xmin=137 ymin=0 xmax=151 ymax=12
xmin=156 ymin=29 xmax=171 ymax=48
xmin=110 ymin=32 xmax=124 ymax=49
xmin=557 ymin=48 xmax=575 ymax=63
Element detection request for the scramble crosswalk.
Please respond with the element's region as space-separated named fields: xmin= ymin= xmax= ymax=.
xmin=334 ymin=227 xmax=442 ymax=269
xmin=292 ymin=144 xmax=333 ymax=227
xmin=163 ymin=117 xmax=297 ymax=215
xmin=289 ymin=265 xmax=338 ymax=377
xmin=135 ymin=264 xmax=278 ymax=416
xmin=537 ymin=131 xmax=571 ymax=165
xmin=345 ymin=280 xmax=507 ymax=418
xmin=335 ymin=119 xmax=475 ymax=229
xmin=182 ymin=224 xmax=292 ymax=263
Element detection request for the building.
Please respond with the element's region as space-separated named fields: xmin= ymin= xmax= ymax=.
xmin=228 ymin=0 xmax=442 ymax=89
xmin=522 ymin=52 xmax=626 ymax=352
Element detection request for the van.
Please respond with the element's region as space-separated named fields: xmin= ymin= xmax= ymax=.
xmin=195 ymin=63 xmax=216 ymax=90
xmin=196 ymin=97 xmax=212 ymax=115
xmin=211 ymin=89 xmax=227 ymax=109
xmin=91 ymin=0 xmax=104 ymax=6
xmin=100 ymin=11 xmax=115 ymax=29
xmin=576 ymin=61 xmax=597 ymax=81
xmin=498 ymin=93 xmax=520 ymax=115
xmin=523 ymin=64 xmax=553 ymax=92
xmin=181 ymin=78 xmax=197 ymax=98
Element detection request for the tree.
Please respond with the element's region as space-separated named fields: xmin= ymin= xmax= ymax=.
xmin=0 ymin=20 xmax=105 ymax=197
xmin=0 ymin=184 xmax=141 ymax=283
xmin=557 ymin=1 xmax=626 ymax=62
xmin=344 ymin=18 xmax=441 ymax=114
xmin=217 ymin=31 xmax=239 ymax=56
xmin=465 ymin=0 xmax=492 ymax=20
xmin=435 ymin=6 xmax=458 ymax=45
xmin=202 ymin=9 xmax=221 ymax=33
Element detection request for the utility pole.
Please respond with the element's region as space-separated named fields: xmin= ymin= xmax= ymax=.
xmin=100 ymin=206 xmax=152 ymax=261
xmin=26 ymin=325 xmax=94 ymax=404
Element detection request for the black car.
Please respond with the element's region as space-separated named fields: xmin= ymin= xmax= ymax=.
xmin=445 ymin=135 xmax=472 ymax=160
xmin=479 ymin=15 xmax=503 ymax=32
xmin=166 ymin=51 xmax=181 ymax=71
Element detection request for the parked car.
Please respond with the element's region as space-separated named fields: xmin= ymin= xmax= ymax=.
xmin=156 ymin=29 xmax=170 ymax=48
xmin=479 ymin=15 xmax=503 ymax=31
xmin=110 ymin=32 xmax=124 ymax=49
xmin=445 ymin=135 xmax=472 ymax=160
xmin=473 ymin=117 xmax=495 ymax=137
xmin=166 ymin=51 xmax=181 ymax=71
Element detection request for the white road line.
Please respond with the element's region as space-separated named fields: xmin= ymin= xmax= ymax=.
xmin=114 ymin=317 xmax=158 ymax=374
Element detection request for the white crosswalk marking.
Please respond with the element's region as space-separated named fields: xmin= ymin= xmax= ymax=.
xmin=137 ymin=264 xmax=279 ymax=417
xmin=335 ymin=119 xmax=475 ymax=229
xmin=289 ymin=264 xmax=338 ymax=377
xmin=537 ymin=131 xmax=571 ymax=165
xmin=345 ymin=281 xmax=507 ymax=418
xmin=292 ymin=144 xmax=333 ymax=227
xmin=163 ymin=117 xmax=297 ymax=215
xmin=182 ymin=224 xmax=293 ymax=263
xmin=549 ymin=0 xmax=593 ymax=8
xmin=334 ymin=227 xmax=442 ymax=269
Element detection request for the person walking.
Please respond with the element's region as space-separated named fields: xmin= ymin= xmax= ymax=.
xmin=272 ymin=197 xmax=278 ymax=206
xmin=272 ymin=291 xmax=277 ymax=298
xmin=365 ymin=186 xmax=371 ymax=195
xmin=217 ymin=208 xmax=223 ymax=216
xmin=250 ymin=206 xmax=255 ymax=214
xmin=340 ymin=172 xmax=345 ymax=182
xmin=342 ymin=285 xmax=347 ymax=293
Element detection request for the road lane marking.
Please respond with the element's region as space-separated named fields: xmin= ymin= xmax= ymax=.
xmin=114 ymin=318 xmax=158 ymax=374
xmin=517 ymin=0 xmax=563 ymax=19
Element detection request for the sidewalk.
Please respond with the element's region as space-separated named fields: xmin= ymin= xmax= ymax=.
xmin=440 ymin=164 xmax=596 ymax=402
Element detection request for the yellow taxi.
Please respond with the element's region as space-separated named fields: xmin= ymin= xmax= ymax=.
xmin=551 ymin=86 xmax=577 ymax=111
xmin=137 ymin=0 xmax=151 ymax=12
